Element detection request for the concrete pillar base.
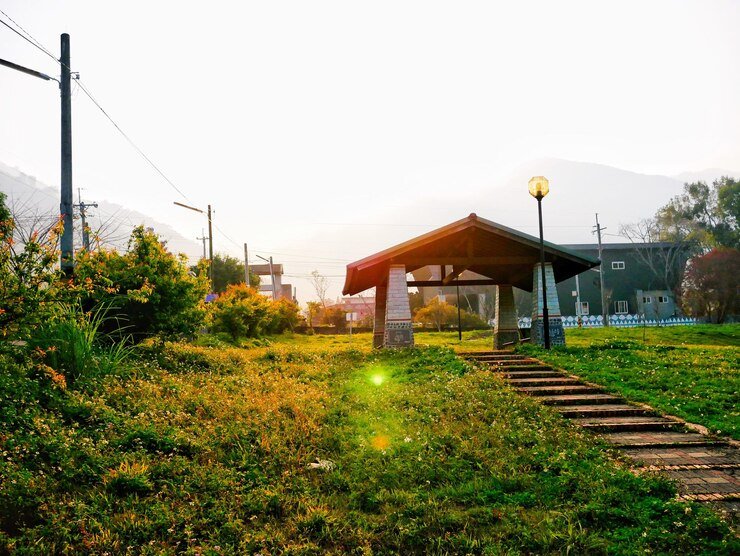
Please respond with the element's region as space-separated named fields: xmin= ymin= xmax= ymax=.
xmin=494 ymin=330 xmax=520 ymax=349
xmin=373 ymin=284 xmax=387 ymax=349
xmin=531 ymin=262 xmax=565 ymax=347
xmin=383 ymin=264 xmax=414 ymax=348
xmin=530 ymin=317 xmax=566 ymax=347
xmin=494 ymin=284 xmax=519 ymax=349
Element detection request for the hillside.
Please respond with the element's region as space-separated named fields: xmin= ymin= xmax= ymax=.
xmin=0 ymin=162 xmax=201 ymax=259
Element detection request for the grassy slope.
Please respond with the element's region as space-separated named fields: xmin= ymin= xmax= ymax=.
xmin=519 ymin=325 xmax=740 ymax=439
xmin=1 ymin=340 xmax=737 ymax=554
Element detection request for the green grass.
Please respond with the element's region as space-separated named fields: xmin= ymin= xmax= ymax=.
xmin=1 ymin=338 xmax=737 ymax=554
xmin=520 ymin=324 xmax=740 ymax=439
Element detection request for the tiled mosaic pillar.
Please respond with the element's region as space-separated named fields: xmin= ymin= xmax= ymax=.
xmin=531 ymin=263 xmax=566 ymax=346
xmin=494 ymin=284 xmax=519 ymax=349
xmin=373 ymin=283 xmax=387 ymax=349
xmin=383 ymin=264 xmax=414 ymax=348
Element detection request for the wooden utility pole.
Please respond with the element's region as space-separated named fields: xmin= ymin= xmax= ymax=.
xmin=74 ymin=188 xmax=97 ymax=250
xmin=207 ymin=204 xmax=214 ymax=283
xmin=243 ymin=243 xmax=250 ymax=286
xmin=196 ymin=229 xmax=208 ymax=260
xmin=60 ymin=33 xmax=74 ymax=273
xmin=593 ymin=213 xmax=609 ymax=327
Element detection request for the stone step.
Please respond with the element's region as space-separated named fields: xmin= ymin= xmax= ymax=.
xmin=460 ymin=351 xmax=515 ymax=357
xmin=557 ymin=404 xmax=652 ymax=418
xmin=539 ymin=394 xmax=624 ymax=405
xmin=492 ymin=364 xmax=551 ymax=372
xmin=573 ymin=416 xmax=682 ymax=432
xmin=517 ymin=385 xmax=604 ymax=396
xmin=508 ymin=377 xmax=581 ymax=387
xmin=623 ymin=446 xmax=740 ymax=467
xmin=471 ymin=355 xmax=529 ymax=362
xmin=601 ymin=431 xmax=726 ymax=449
xmin=485 ymin=359 xmax=541 ymax=366
xmin=499 ymin=370 xmax=564 ymax=379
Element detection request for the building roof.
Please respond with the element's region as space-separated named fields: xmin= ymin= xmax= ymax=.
xmin=563 ymin=242 xmax=684 ymax=251
xmin=343 ymin=213 xmax=600 ymax=295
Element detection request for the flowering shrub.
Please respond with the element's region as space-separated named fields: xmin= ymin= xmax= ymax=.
xmin=73 ymin=226 xmax=209 ymax=340
xmin=210 ymin=284 xmax=302 ymax=341
xmin=0 ymin=192 xmax=60 ymax=342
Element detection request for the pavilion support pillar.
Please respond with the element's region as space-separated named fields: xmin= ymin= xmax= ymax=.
xmin=531 ymin=263 xmax=566 ymax=347
xmin=382 ymin=264 xmax=414 ymax=348
xmin=494 ymin=284 xmax=519 ymax=349
xmin=373 ymin=283 xmax=387 ymax=348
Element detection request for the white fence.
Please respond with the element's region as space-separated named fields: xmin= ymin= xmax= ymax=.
xmin=516 ymin=315 xmax=698 ymax=329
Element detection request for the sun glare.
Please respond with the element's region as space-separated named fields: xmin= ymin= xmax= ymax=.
xmin=370 ymin=374 xmax=385 ymax=386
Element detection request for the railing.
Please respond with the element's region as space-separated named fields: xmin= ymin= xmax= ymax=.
xmin=516 ymin=315 xmax=698 ymax=329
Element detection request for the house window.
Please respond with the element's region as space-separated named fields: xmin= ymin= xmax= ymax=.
xmin=611 ymin=261 xmax=625 ymax=270
xmin=575 ymin=301 xmax=589 ymax=315
xmin=642 ymin=296 xmax=652 ymax=304
xmin=658 ymin=296 xmax=669 ymax=303
xmin=615 ymin=300 xmax=628 ymax=314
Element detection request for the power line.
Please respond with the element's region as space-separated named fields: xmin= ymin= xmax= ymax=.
xmin=1 ymin=9 xmax=193 ymax=204
xmin=74 ymin=81 xmax=191 ymax=202
xmin=0 ymin=10 xmax=59 ymax=65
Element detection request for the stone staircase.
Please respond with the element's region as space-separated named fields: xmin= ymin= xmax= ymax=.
xmin=461 ymin=350 xmax=740 ymax=519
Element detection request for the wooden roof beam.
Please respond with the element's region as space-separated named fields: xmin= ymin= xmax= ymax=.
xmin=442 ymin=265 xmax=467 ymax=286
xmin=388 ymin=256 xmax=537 ymax=266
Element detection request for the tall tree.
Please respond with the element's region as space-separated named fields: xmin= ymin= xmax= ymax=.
xmin=207 ymin=253 xmax=259 ymax=293
xmin=618 ymin=218 xmax=692 ymax=291
xmin=658 ymin=177 xmax=739 ymax=250
xmin=309 ymin=270 xmax=330 ymax=309
xmin=680 ymin=247 xmax=739 ymax=323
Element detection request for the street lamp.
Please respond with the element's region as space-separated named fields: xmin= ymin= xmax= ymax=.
xmin=529 ymin=176 xmax=551 ymax=349
xmin=174 ymin=201 xmax=213 ymax=287
xmin=255 ymin=254 xmax=276 ymax=299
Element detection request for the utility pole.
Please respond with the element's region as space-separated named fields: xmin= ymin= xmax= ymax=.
xmin=243 ymin=243 xmax=250 ymax=286
xmin=174 ymin=201 xmax=215 ymax=290
xmin=207 ymin=204 xmax=214 ymax=284
xmin=268 ymin=256 xmax=275 ymax=299
xmin=256 ymin=254 xmax=276 ymax=299
xmin=196 ymin=229 xmax=208 ymax=260
xmin=60 ymin=33 xmax=74 ymax=274
xmin=593 ymin=213 xmax=609 ymax=327
xmin=74 ymin=188 xmax=97 ymax=250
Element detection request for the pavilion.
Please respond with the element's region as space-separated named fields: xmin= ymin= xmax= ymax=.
xmin=342 ymin=213 xmax=600 ymax=348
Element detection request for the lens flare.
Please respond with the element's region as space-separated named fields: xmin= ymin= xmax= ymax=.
xmin=370 ymin=373 xmax=384 ymax=386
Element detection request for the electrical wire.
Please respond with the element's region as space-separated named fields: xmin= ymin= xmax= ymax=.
xmin=74 ymin=81 xmax=191 ymax=202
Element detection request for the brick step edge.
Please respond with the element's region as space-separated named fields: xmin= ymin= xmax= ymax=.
xmin=582 ymin=422 xmax=684 ymax=432
xmin=637 ymin=463 xmax=740 ymax=471
xmin=560 ymin=409 xmax=653 ymax=418
xmin=607 ymin=440 xmax=728 ymax=449
xmin=679 ymin=492 xmax=740 ymax=502
xmin=540 ymin=396 xmax=625 ymax=406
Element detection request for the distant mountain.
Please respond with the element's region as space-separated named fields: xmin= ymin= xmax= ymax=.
xmin=366 ymin=158 xmax=702 ymax=246
xmin=671 ymin=168 xmax=739 ymax=185
xmin=0 ymin=162 xmax=201 ymax=259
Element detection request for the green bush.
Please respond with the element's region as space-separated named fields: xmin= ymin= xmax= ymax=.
xmin=210 ymin=284 xmax=301 ymax=341
xmin=73 ymin=226 xmax=209 ymax=341
xmin=30 ymin=303 xmax=134 ymax=385
xmin=0 ymin=192 xmax=59 ymax=343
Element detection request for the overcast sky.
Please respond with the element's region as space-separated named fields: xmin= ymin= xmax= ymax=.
xmin=1 ymin=1 xmax=739 ymax=301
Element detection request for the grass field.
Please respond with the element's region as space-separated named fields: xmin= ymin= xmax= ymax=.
xmin=1 ymin=335 xmax=737 ymax=554
xmin=519 ymin=324 xmax=740 ymax=439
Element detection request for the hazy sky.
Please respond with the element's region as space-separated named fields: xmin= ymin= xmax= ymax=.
xmin=1 ymin=1 xmax=739 ymax=301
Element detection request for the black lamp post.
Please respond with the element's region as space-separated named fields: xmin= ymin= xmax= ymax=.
xmin=529 ymin=176 xmax=551 ymax=349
